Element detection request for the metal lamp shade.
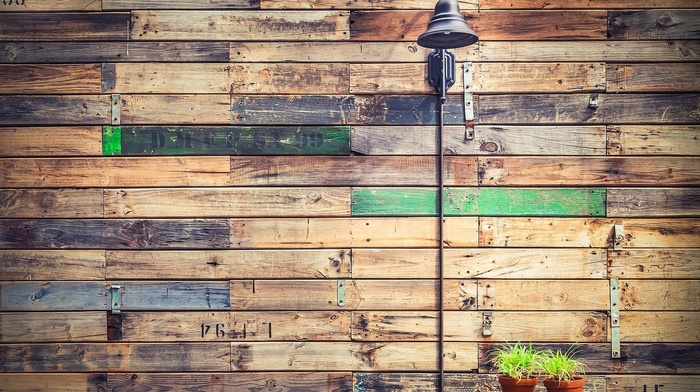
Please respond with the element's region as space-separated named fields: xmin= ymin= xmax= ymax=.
xmin=417 ymin=0 xmax=479 ymax=49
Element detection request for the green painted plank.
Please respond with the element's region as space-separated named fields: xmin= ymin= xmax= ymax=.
xmin=103 ymin=126 xmax=350 ymax=155
xmin=352 ymin=188 xmax=606 ymax=217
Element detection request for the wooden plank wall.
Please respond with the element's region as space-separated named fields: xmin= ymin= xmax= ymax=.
xmin=0 ymin=0 xmax=699 ymax=391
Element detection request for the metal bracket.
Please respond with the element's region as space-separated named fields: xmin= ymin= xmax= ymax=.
xmin=102 ymin=63 xmax=116 ymax=92
xmin=111 ymin=94 xmax=121 ymax=125
xmin=610 ymin=277 xmax=620 ymax=358
xmin=614 ymin=224 xmax=624 ymax=250
xmin=588 ymin=93 xmax=599 ymax=109
xmin=482 ymin=311 xmax=493 ymax=337
xmin=110 ymin=285 xmax=122 ymax=314
xmin=337 ymin=279 xmax=346 ymax=307
xmin=463 ymin=62 xmax=475 ymax=140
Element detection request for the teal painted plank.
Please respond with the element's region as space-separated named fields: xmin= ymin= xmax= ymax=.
xmin=352 ymin=188 xmax=606 ymax=217
xmin=119 ymin=281 xmax=230 ymax=311
xmin=0 ymin=281 xmax=109 ymax=311
xmin=104 ymin=126 xmax=350 ymax=155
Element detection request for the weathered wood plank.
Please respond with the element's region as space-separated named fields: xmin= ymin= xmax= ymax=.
xmin=351 ymin=249 xmax=437 ymax=279
xmin=608 ymin=249 xmax=700 ymax=279
xmin=106 ymin=249 xmax=350 ymax=279
xmin=108 ymin=343 xmax=231 ymax=372
xmin=0 ymin=219 xmax=230 ymax=249
xmin=352 ymin=187 xmax=605 ymax=216
xmin=607 ymin=375 xmax=700 ymax=392
xmin=352 ymin=311 xmax=437 ymax=341
xmin=104 ymin=125 xmax=350 ymax=156
xmin=607 ymin=188 xmax=700 ymax=217
xmin=352 ymin=125 xmax=607 ymax=155
xmin=103 ymin=0 xmax=259 ymax=9
xmin=131 ymin=11 xmax=349 ymax=40
xmin=120 ymin=94 xmax=231 ymax=125
xmin=620 ymin=280 xmax=700 ymax=310
xmin=476 ymin=94 xmax=700 ymax=124
xmin=350 ymin=11 xmax=606 ymax=41
xmin=107 ymin=373 xmax=352 ymax=391
xmin=0 ymin=126 xmax=102 ymax=156
xmin=609 ymin=10 xmax=700 ymax=40
xmin=0 ymin=374 xmax=107 ymax=392
xmin=0 ymin=0 xmax=101 ymax=11
xmin=0 ymin=95 xmax=110 ymax=125
xmin=0 ymin=189 xmax=103 ymax=218
xmin=438 ymin=280 xmax=477 ymax=311
xmin=607 ymin=64 xmax=700 ymax=93
xmin=478 ymin=40 xmax=700 ymax=62
xmin=0 ymin=157 xmax=231 ymax=187
xmin=117 ymin=311 xmax=350 ymax=342
xmin=607 ymin=125 xmax=699 ymax=155
xmin=230 ymin=280 xmax=437 ymax=310
xmin=444 ymin=311 xmax=607 ymax=342
xmin=0 ymin=281 xmax=110 ymax=311
xmin=619 ymin=312 xmax=700 ymax=342
xmin=478 ymin=157 xmax=700 ymax=186
xmin=0 ymin=344 xmax=109 ymax=372
xmin=620 ymin=219 xmax=700 ymax=248
xmin=479 ymin=218 xmax=614 ymax=247
xmin=230 ymin=342 xmax=477 ymax=371
xmin=473 ymin=280 xmax=610 ymax=311
xmin=0 ymin=312 xmax=106 ymax=342
xmin=0 ymin=64 xmax=101 ymax=94
xmin=0 ymin=13 xmax=129 ymax=40
xmin=230 ymin=217 xmax=478 ymax=248
xmin=1 ymin=42 xmax=230 ymax=63
xmin=111 ymin=281 xmax=230 ymax=311
xmin=261 ymin=0 xmax=477 ymax=9
xmin=480 ymin=0 xmax=698 ymax=8
xmin=0 ymin=250 xmax=106 ymax=281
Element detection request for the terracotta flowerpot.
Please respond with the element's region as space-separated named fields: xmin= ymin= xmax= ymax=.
xmin=543 ymin=376 xmax=586 ymax=392
xmin=497 ymin=375 xmax=539 ymax=392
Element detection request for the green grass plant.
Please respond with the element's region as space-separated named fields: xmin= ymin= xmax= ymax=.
xmin=539 ymin=346 xmax=586 ymax=382
xmin=491 ymin=342 xmax=542 ymax=380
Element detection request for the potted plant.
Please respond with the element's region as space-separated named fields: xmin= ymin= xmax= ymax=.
xmin=491 ymin=342 xmax=541 ymax=392
xmin=539 ymin=346 xmax=586 ymax=392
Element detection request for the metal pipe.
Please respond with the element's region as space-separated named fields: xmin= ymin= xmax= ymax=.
xmin=438 ymin=48 xmax=447 ymax=391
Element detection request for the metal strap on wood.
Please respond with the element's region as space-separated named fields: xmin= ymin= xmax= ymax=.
xmin=610 ymin=278 xmax=621 ymax=358
xmin=110 ymin=284 xmax=122 ymax=314
xmin=111 ymin=94 xmax=121 ymax=125
xmin=337 ymin=280 xmax=346 ymax=307
xmin=614 ymin=224 xmax=624 ymax=250
xmin=463 ymin=62 xmax=475 ymax=140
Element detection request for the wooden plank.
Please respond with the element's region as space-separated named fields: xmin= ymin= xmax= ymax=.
xmin=230 ymin=217 xmax=478 ymax=248
xmin=106 ymin=249 xmax=351 ymax=279
xmin=440 ymin=280 xmax=478 ymax=311
xmin=478 ymin=40 xmax=700 ymax=62
xmin=620 ymin=218 xmax=700 ymax=248
xmin=230 ymin=342 xmax=477 ymax=371
xmin=0 ymin=345 xmax=109 ymax=372
xmin=0 ymin=13 xmax=129 ymax=41
xmin=473 ymin=280 xmax=610 ymax=311
xmin=230 ymin=279 xmax=437 ymax=310
xmin=0 ymin=95 xmax=110 ymax=125
xmin=0 ymin=219 xmax=230 ymax=249
xmin=481 ymin=0 xmax=698 ymax=8
xmin=104 ymin=125 xmax=350 ymax=156
xmin=620 ymin=280 xmax=700 ymax=310
xmin=0 ymin=312 xmax=106 ymax=342
xmin=0 ymin=126 xmax=102 ymax=156
xmin=479 ymin=218 xmax=614 ymax=247
xmin=1 ymin=42 xmax=230 ymax=63
xmin=103 ymin=0 xmax=258 ymax=9
xmin=0 ymin=0 xmax=101 ymax=11
xmin=609 ymin=10 xmax=700 ymax=40
xmin=0 ymin=250 xmax=105 ymax=281
xmin=478 ymin=157 xmax=700 ymax=186
xmin=445 ymin=248 xmax=607 ymax=279
xmin=444 ymin=311 xmax=608 ymax=342
xmin=352 ymin=187 xmax=605 ymax=216
xmin=113 ymin=281 xmax=230 ymax=311
xmin=0 ymin=64 xmax=101 ymax=94
xmin=618 ymin=312 xmax=700 ymax=342
xmin=350 ymin=11 xmax=606 ymax=41
xmin=131 ymin=10 xmax=349 ymax=40
xmin=607 ymin=64 xmax=700 ymax=93
xmin=607 ymin=125 xmax=700 ymax=156
xmin=0 ymin=157 xmax=231 ymax=187
xmin=120 ymin=94 xmax=231 ymax=125
xmin=0 ymin=189 xmax=103 ymax=218
xmin=608 ymin=375 xmax=700 ymax=392
xmin=352 ymin=125 xmax=607 ymax=155
xmin=476 ymin=94 xmax=700 ymax=124
xmin=261 ymin=0 xmax=478 ymax=9
xmin=117 ymin=311 xmax=350 ymax=341
xmin=351 ymin=311 xmax=437 ymax=341
xmin=107 ymin=343 xmax=231 ymax=372
xmin=0 ymin=374 xmax=106 ymax=392
xmin=607 ymin=188 xmax=700 ymax=217
xmin=351 ymin=249 xmax=436 ymax=279
xmin=608 ymin=249 xmax=700 ymax=279
xmin=107 ymin=373 xmax=352 ymax=391
xmin=0 ymin=281 xmax=110 ymax=311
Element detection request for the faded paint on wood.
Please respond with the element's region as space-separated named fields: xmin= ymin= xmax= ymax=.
xmin=0 ymin=13 xmax=129 ymax=41
xmin=479 ymin=218 xmax=614 ymax=247
xmin=607 ymin=188 xmax=700 ymax=217
xmin=608 ymin=249 xmax=700 ymax=279
xmin=0 ymin=189 xmax=103 ymax=218
xmin=103 ymin=0 xmax=259 ymax=9
xmin=351 ymin=249 xmax=437 ymax=279
xmin=0 ymin=312 xmax=106 ymax=342
xmin=0 ymin=344 xmax=109 ymax=372
xmin=609 ymin=10 xmax=700 ymax=39
xmin=618 ymin=312 xmax=700 ymax=342
xmin=476 ymin=280 xmax=610 ymax=311
xmin=607 ymin=63 xmax=700 ymax=92
xmin=607 ymin=125 xmax=699 ymax=155
xmin=0 ymin=250 xmax=106 ymax=281
xmin=131 ymin=11 xmax=349 ymax=40
xmin=607 ymin=375 xmax=700 ymax=392
xmin=480 ymin=0 xmax=699 ymax=8
xmin=0 ymin=64 xmax=101 ymax=94
xmin=120 ymin=94 xmax=231 ymax=125
xmin=0 ymin=95 xmax=110 ymax=125
xmin=620 ymin=280 xmax=700 ymax=310
xmin=352 ymin=311 xmax=437 ymax=341
xmin=0 ymin=374 xmax=106 ymax=392
xmin=107 ymin=249 xmax=351 ymax=279
xmin=111 ymin=281 xmax=230 ymax=311
xmin=0 ymin=281 xmax=110 ymax=311
xmin=0 ymin=127 xmax=102 ymax=156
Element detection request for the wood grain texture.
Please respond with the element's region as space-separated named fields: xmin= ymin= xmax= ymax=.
xmin=480 ymin=0 xmax=698 ymax=8
xmin=607 ymin=64 xmax=700 ymax=92
xmin=0 ymin=374 xmax=106 ymax=392
xmin=620 ymin=280 xmax=700 ymax=310
xmin=107 ymin=249 xmax=351 ymax=279
xmin=607 ymin=125 xmax=699 ymax=155
xmin=479 ymin=218 xmax=614 ymax=247
xmin=475 ymin=280 xmax=610 ymax=311
xmin=0 ymin=344 xmax=109 ymax=372
xmin=608 ymin=375 xmax=700 ymax=392
xmin=120 ymin=94 xmax=231 ymax=125
xmin=0 ymin=281 xmax=110 ymax=311
xmin=351 ymin=311 xmax=438 ymax=341
xmin=0 ymin=189 xmax=103 ymax=218
xmin=608 ymin=249 xmax=700 ymax=279
xmin=131 ymin=11 xmax=349 ymax=40
xmin=0 ymin=13 xmax=129 ymax=41
xmin=261 ymin=0 xmax=478 ymax=9
xmin=609 ymin=10 xmax=700 ymax=39
xmin=0 ymin=312 xmax=106 ymax=342
xmin=0 ymin=250 xmax=106 ymax=281
xmin=0 ymin=127 xmax=102 ymax=156
xmin=0 ymin=64 xmax=101 ymax=94
xmin=111 ymin=281 xmax=230 ymax=311
xmin=0 ymin=0 xmax=101 ymax=11
xmin=620 ymin=218 xmax=700 ymax=248
xmin=607 ymin=188 xmax=700 ymax=217
xmin=0 ymin=95 xmax=110 ymax=125
xmin=351 ymin=249 xmax=437 ymax=279
xmin=619 ymin=312 xmax=700 ymax=342
xmin=103 ymin=0 xmax=259 ymax=9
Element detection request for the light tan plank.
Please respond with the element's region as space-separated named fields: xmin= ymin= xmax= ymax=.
xmin=261 ymin=0 xmax=478 ymax=9
xmin=443 ymin=280 xmax=478 ymax=311
xmin=103 ymin=0 xmax=256 ymax=9
xmin=620 ymin=280 xmax=700 ymax=310
xmin=107 ymin=373 xmax=352 ymax=391
xmin=608 ymin=375 xmax=700 ymax=392
xmin=120 ymin=94 xmax=231 ymax=125
xmin=0 ymin=374 xmax=106 ymax=392
xmin=621 ymin=218 xmax=700 ymax=248
xmin=106 ymin=249 xmax=351 ymax=279
xmin=618 ymin=312 xmax=700 ymax=342
xmin=480 ymin=0 xmax=698 ymax=8
xmin=607 ymin=64 xmax=700 ymax=92
xmin=351 ymin=249 xmax=437 ymax=279
xmin=0 ymin=250 xmax=105 ymax=281
xmin=607 ymin=125 xmax=699 ymax=155
xmin=608 ymin=249 xmax=700 ymax=279
xmin=0 ymin=189 xmax=103 ymax=218
xmin=607 ymin=188 xmax=700 ymax=217
xmin=0 ymin=0 xmax=101 ymax=11
xmin=0 ymin=64 xmax=101 ymax=94
xmin=0 ymin=127 xmax=102 ymax=156
xmin=475 ymin=280 xmax=610 ymax=311
xmin=479 ymin=218 xmax=614 ymax=247
xmin=0 ymin=312 xmax=106 ymax=342
xmin=352 ymin=311 xmax=438 ymax=341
